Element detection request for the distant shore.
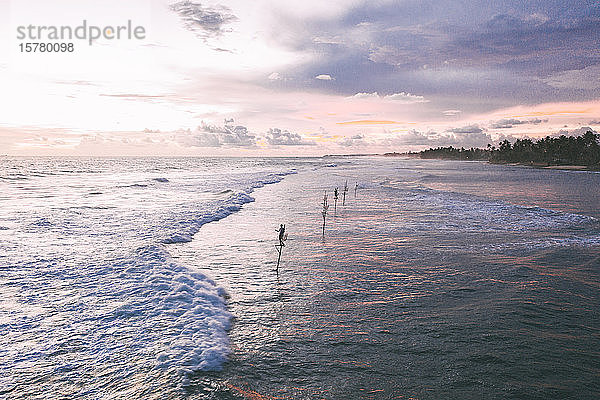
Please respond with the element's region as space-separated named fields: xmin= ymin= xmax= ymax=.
xmin=491 ymin=161 xmax=600 ymax=171
xmin=381 ymin=131 xmax=600 ymax=171
xmin=381 ymin=152 xmax=600 ymax=171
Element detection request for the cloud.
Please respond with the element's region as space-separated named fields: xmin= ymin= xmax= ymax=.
xmin=315 ymin=74 xmax=333 ymax=80
xmin=264 ymin=128 xmax=316 ymax=146
xmin=385 ymin=128 xmax=494 ymax=149
xmin=348 ymin=91 xmax=427 ymax=103
xmin=350 ymin=92 xmax=380 ymax=99
xmin=529 ymin=118 xmax=547 ymax=125
xmin=313 ymin=36 xmax=344 ymax=45
xmin=99 ymin=93 xmax=167 ymax=103
xmin=543 ymin=65 xmax=600 ymax=90
xmin=388 ymin=130 xmax=435 ymax=146
xmin=336 ymin=120 xmax=400 ymax=126
xmin=55 ymin=79 xmax=98 ymax=86
xmin=490 ymin=118 xmax=527 ymax=129
xmin=368 ymin=45 xmax=405 ymax=65
xmin=261 ymin=2 xmax=600 ymax=107
xmin=447 ymin=124 xmax=483 ymax=134
xmin=170 ymin=1 xmax=237 ymax=38
xmin=555 ymin=126 xmax=597 ymax=137
xmin=450 ymin=11 xmax=600 ymax=76
xmin=385 ymin=92 xmax=428 ymax=103
xmin=589 ymin=120 xmax=600 ymax=125
xmin=338 ymin=134 xmax=367 ymax=147
xmin=310 ymin=127 xmax=336 ymax=139
xmin=174 ymin=120 xmax=255 ymax=147
xmin=443 ymin=109 xmax=462 ymax=116
xmin=490 ymin=118 xmax=548 ymax=129
xmin=268 ymin=72 xmax=281 ymax=81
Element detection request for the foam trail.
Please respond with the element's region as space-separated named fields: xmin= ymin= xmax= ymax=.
xmin=162 ymin=172 xmax=296 ymax=244
xmin=0 ymin=158 xmax=309 ymax=399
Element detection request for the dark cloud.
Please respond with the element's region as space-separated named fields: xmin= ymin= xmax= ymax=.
xmin=451 ymin=12 xmax=600 ymax=77
xmin=447 ymin=125 xmax=483 ymax=134
xmin=543 ymin=65 xmax=600 ymax=89
xmin=344 ymin=1 xmax=600 ymax=74
xmin=170 ymin=1 xmax=237 ymax=38
xmin=490 ymin=118 xmax=548 ymax=129
xmin=491 ymin=120 xmax=522 ymax=129
xmin=265 ymin=128 xmax=315 ymax=146
xmin=259 ymin=1 xmax=600 ymax=107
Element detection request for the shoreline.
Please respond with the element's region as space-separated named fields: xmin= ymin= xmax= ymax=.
xmin=489 ymin=161 xmax=600 ymax=171
xmin=172 ymin=157 xmax=600 ymax=399
xmin=381 ymin=153 xmax=600 ymax=171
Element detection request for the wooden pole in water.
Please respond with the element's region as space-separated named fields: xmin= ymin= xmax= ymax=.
xmin=333 ymin=188 xmax=338 ymax=213
xmin=276 ymin=244 xmax=282 ymax=271
xmin=321 ymin=191 xmax=329 ymax=236
xmin=275 ymin=224 xmax=286 ymax=271
xmin=343 ymin=180 xmax=348 ymax=206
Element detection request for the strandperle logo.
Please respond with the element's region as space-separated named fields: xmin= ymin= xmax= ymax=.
xmin=16 ymin=20 xmax=146 ymax=45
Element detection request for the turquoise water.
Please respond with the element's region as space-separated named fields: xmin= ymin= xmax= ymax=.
xmin=1 ymin=157 xmax=599 ymax=399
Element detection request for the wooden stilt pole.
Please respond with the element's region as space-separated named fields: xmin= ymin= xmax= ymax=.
xmin=321 ymin=191 xmax=329 ymax=237
xmin=276 ymin=244 xmax=282 ymax=271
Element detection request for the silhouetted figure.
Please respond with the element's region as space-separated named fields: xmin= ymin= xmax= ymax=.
xmin=334 ymin=187 xmax=339 ymax=212
xmin=277 ymin=224 xmax=286 ymax=246
xmin=342 ymin=180 xmax=348 ymax=205
xmin=321 ymin=191 xmax=329 ymax=236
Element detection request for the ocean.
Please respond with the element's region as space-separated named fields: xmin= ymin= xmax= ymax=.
xmin=1 ymin=156 xmax=599 ymax=399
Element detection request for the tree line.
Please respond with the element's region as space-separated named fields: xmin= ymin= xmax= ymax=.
xmin=418 ymin=131 xmax=600 ymax=166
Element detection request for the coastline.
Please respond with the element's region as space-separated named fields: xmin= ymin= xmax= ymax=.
xmin=5 ymin=156 xmax=600 ymax=399
xmin=383 ymin=131 xmax=600 ymax=171
xmin=381 ymin=152 xmax=600 ymax=171
xmin=489 ymin=160 xmax=600 ymax=171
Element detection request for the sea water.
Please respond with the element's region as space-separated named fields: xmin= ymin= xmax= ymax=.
xmin=0 ymin=157 xmax=304 ymax=399
xmin=1 ymin=157 xmax=599 ymax=399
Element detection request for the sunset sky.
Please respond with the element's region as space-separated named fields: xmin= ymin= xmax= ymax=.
xmin=1 ymin=0 xmax=600 ymax=155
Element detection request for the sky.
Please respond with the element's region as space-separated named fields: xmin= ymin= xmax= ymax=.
xmin=1 ymin=0 xmax=600 ymax=156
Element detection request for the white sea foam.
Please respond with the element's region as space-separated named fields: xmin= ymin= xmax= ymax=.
xmin=161 ymin=177 xmax=287 ymax=244
xmin=381 ymin=179 xmax=598 ymax=234
xmin=0 ymin=158 xmax=307 ymax=398
xmin=126 ymin=245 xmax=232 ymax=372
